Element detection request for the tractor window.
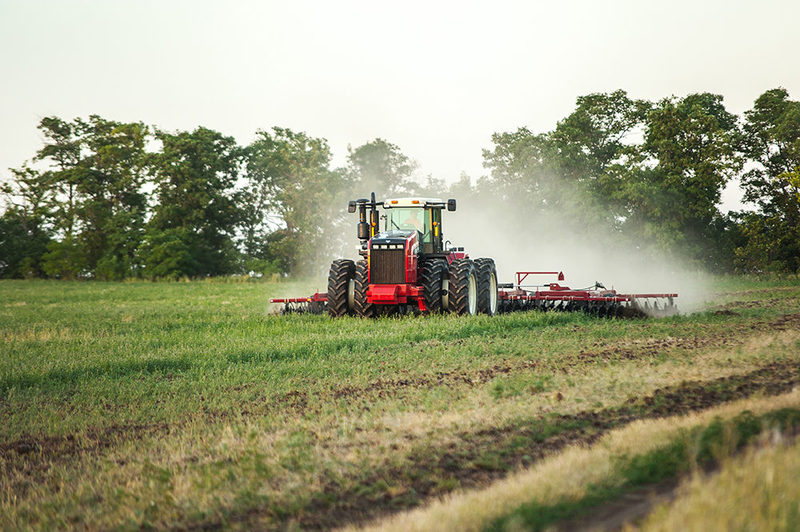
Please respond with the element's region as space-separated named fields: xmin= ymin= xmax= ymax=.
xmin=423 ymin=208 xmax=442 ymax=252
xmin=427 ymin=208 xmax=441 ymax=244
xmin=386 ymin=208 xmax=428 ymax=234
xmin=428 ymin=209 xmax=442 ymax=242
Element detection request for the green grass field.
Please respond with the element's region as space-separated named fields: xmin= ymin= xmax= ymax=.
xmin=2 ymin=277 xmax=800 ymax=530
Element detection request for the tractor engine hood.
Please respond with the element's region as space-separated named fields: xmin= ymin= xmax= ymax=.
xmin=368 ymin=230 xmax=420 ymax=287
xmin=371 ymin=230 xmax=415 ymax=246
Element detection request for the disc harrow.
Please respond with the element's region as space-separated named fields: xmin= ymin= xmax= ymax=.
xmin=270 ymin=270 xmax=678 ymax=318
xmin=270 ymin=293 xmax=328 ymax=314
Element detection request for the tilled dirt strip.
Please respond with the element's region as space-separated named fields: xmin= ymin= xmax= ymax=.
xmin=6 ymin=354 xmax=797 ymax=528
xmin=3 ymin=361 xmax=800 ymax=530
xmin=276 ymin=312 xmax=800 ymax=409
xmin=196 ymin=359 xmax=800 ymax=530
xmin=558 ymin=480 xmax=681 ymax=532
xmin=2 ymin=314 xmax=799 ymax=530
xmin=0 ymin=423 xmax=171 ymax=493
xmin=0 ymin=423 xmax=169 ymax=463
xmin=3 ymin=314 xmax=798 ymax=471
xmin=717 ymin=296 xmax=800 ymax=310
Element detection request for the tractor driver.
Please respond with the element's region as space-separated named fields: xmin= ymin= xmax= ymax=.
xmin=402 ymin=209 xmax=424 ymax=232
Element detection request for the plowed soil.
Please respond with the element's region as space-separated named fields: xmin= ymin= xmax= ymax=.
xmin=199 ymin=359 xmax=800 ymax=530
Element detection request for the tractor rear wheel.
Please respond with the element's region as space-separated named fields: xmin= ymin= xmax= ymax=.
xmin=353 ymin=260 xmax=375 ymax=318
xmin=474 ymin=258 xmax=498 ymax=316
xmin=420 ymin=258 xmax=447 ymax=313
xmin=448 ymin=259 xmax=478 ymax=315
xmin=327 ymin=259 xmax=355 ymax=317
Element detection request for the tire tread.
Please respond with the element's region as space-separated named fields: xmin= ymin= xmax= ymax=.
xmin=327 ymin=259 xmax=354 ymax=317
xmin=448 ymin=259 xmax=476 ymax=315
xmin=353 ymin=260 xmax=374 ymax=318
xmin=420 ymin=258 xmax=447 ymax=313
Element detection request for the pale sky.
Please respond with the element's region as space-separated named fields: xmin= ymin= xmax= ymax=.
xmin=2 ymin=0 xmax=799 ymax=211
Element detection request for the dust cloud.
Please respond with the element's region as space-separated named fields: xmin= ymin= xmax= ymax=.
xmin=443 ymin=194 xmax=714 ymax=314
xmin=318 ymin=179 xmax=716 ymax=314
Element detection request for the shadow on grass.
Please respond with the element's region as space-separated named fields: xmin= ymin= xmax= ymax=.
xmin=226 ymin=311 xmax=587 ymax=364
xmin=0 ymin=358 xmax=193 ymax=394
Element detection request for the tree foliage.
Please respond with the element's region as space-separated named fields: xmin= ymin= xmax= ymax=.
xmin=629 ymin=93 xmax=740 ymax=264
xmin=346 ymin=138 xmax=415 ymax=197
xmin=244 ymin=127 xmax=350 ymax=275
xmin=145 ymin=127 xmax=243 ymax=278
xmin=1 ymin=88 xmax=799 ymax=279
xmin=0 ymin=166 xmax=53 ymax=277
xmin=737 ymin=88 xmax=800 ymax=272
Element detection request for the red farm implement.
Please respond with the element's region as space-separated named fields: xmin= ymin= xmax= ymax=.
xmin=271 ymin=270 xmax=678 ymax=318
xmin=270 ymin=193 xmax=678 ymax=318
xmin=495 ymin=271 xmax=677 ymax=318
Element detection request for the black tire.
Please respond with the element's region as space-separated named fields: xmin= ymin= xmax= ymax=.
xmin=448 ymin=259 xmax=478 ymax=315
xmin=474 ymin=258 xmax=498 ymax=316
xmin=420 ymin=258 xmax=447 ymax=313
xmin=353 ymin=260 xmax=375 ymax=318
xmin=327 ymin=259 xmax=354 ymax=317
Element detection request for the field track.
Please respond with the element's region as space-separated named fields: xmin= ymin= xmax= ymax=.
xmin=1 ymin=278 xmax=799 ymax=530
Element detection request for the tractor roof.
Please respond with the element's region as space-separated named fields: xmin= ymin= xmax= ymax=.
xmin=384 ymin=197 xmax=445 ymax=208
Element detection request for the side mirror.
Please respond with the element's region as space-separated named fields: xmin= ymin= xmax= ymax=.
xmin=447 ymin=199 xmax=456 ymax=212
xmin=348 ymin=201 xmax=356 ymax=213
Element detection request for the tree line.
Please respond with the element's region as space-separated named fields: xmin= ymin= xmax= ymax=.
xmin=1 ymin=88 xmax=798 ymax=279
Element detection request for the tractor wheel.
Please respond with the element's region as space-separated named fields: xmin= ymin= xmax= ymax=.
xmin=353 ymin=259 xmax=375 ymax=318
xmin=448 ymin=259 xmax=478 ymax=316
xmin=420 ymin=258 xmax=447 ymax=313
xmin=474 ymin=258 xmax=498 ymax=316
xmin=327 ymin=259 xmax=355 ymax=317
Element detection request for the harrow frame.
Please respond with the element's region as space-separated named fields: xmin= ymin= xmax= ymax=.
xmin=270 ymin=270 xmax=678 ymax=317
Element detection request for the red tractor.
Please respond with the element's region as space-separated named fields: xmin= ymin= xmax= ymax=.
xmin=325 ymin=193 xmax=498 ymax=317
xmin=271 ymin=193 xmax=678 ymax=318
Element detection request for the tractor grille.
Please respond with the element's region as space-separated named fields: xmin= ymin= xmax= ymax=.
xmin=370 ymin=249 xmax=405 ymax=284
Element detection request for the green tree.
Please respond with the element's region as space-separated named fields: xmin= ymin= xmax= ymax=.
xmin=40 ymin=237 xmax=88 ymax=279
xmin=346 ymin=138 xmax=415 ymax=197
xmin=244 ymin=127 xmax=350 ymax=275
xmin=35 ymin=116 xmax=82 ymax=238
xmin=138 ymin=227 xmax=198 ymax=280
xmin=482 ymin=127 xmax=559 ymax=204
xmin=737 ymin=88 xmax=800 ymax=272
xmin=33 ymin=116 xmax=89 ymax=278
xmin=550 ymin=90 xmax=651 ymax=225
xmin=620 ymin=93 xmax=741 ymax=265
xmin=482 ymin=124 xmax=612 ymax=231
xmin=0 ymin=165 xmax=53 ymax=277
xmin=33 ymin=115 xmax=150 ymax=279
xmin=145 ymin=127 xmax=243 ymax=278
xmin=75 ymin=116 xmax=149 ymax=279
xmin=551 ymin=90 xmax=650 ymax=181
xmin=483 ymin=91 xmax=650 ymax=218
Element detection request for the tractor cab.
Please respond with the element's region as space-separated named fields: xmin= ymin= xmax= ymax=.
xmin=382 ymin=198 xmax=452 ymax=254
xmin=348 ymin=194 xmax=456 ymax=256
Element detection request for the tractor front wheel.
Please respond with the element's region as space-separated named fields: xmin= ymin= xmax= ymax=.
xmin=327 ymin=259 xmax=355 ymax=317
xmin=353 ymin=260 xmax=375 ymax=318
xmin=448 ymin=259 xmax=478 ymax=316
